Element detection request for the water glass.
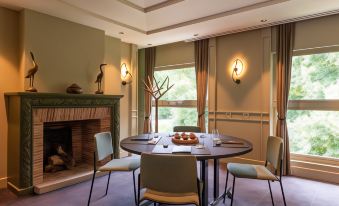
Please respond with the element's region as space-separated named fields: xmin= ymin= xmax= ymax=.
xmin=212 ymin=129 xmax=220 ymax=146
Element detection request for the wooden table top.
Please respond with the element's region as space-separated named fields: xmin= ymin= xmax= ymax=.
xmin=120 ymin=133 xmax=253 ymax=160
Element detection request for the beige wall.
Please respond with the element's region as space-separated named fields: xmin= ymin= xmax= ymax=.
xmin=210 ymin=28 xmax=271 ymax=163
xmin=120 ymin=42 xmax=132 ymax=157
xmin=0 ymin=7 xmax=20 ymax=188
xmin=21 ymin=10 xmax=105 ymax=93
xmin=0 ymin=7 xmax=136 ymax=188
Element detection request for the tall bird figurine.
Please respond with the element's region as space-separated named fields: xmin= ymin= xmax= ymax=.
xmin=95 ymin=63 xmax=106 ymax=94
xmin=25 ymin=51 xmax=39 ymax=92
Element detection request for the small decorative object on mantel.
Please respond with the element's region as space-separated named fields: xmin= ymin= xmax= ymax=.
xmin=143 ymin=76 xmax=174 ymax=132
xmin=66 ymin=83 xmax=83 ymax=94
xmin=95 ymin=63 xmax=107 ymax=94
xmin=25 ymin=51 xmax=39 ymax=92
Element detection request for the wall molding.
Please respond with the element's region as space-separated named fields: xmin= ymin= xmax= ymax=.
xmin=58 ymin=0 xmax=146 ymax=34
xmin=147 ymin=0 xmax=288 ymax=34
xmin=209 ymin=111 xmax=270 ymax=123
xmin=117 ymin=0 xmax=184 ymax=13
xmin=186 ymin=8 xmax=339 ymax=42
xmin=0 ymin=177 xmax=7 ymax=189
xmin=58 ymin=0 xmax=339 ymax=41
xmin=57 ymin=0 xmax=289 ymax=36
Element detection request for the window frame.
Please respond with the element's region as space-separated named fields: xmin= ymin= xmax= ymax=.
xmin=152 ymin=64 xmax=197 ymax=109
xmin=151 ymin=64 xmax=199 ymax=131
xmin=287 ymin=50 xmax=339 ymax=160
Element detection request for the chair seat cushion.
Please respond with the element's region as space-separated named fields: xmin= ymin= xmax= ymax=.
xmin=142 ymin=189 xmax=200 ymax=206
xmin=98 ymin=156 xmax=140 ymax=171
xmin=227 ymin=163 xmax=278 ymax=181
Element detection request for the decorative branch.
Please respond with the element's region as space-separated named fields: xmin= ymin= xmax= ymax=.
xmin=143 ymin=76 xmax=174 ymax=132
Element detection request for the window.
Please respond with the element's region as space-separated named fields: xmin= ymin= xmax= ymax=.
xmin=287 ymin=52 xmax=339 ymax=158
xmin=151 ymin=67 xmax=198 ymax=132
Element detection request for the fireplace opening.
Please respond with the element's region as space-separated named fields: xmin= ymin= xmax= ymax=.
xmin=43 ymin=123 xmax=75 ymax=173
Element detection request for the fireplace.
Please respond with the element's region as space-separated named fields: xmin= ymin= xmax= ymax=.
xmin=43 ymin=123 xmax=73 ymax=172
xmin=5 ymin=93 xmax=122 ymax=195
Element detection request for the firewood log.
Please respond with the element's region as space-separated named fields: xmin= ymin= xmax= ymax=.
xmin=56 ymin=145 xmax=75 ymax=169
xmin=48 ymin=155 xmax=64 ymax=166
xmin=45 ymin=164 xmax=65 ymax=173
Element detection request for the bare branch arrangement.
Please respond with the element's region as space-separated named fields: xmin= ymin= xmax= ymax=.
xmin=143 ymin=76 xmax=174 ymax=132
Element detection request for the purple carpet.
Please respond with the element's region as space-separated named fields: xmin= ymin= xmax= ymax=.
xmin=0 ymin=163 xmax=338 ymax=206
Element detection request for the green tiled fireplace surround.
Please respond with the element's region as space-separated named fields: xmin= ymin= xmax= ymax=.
xmin=5 ymin=92 xmax=122 ymax=194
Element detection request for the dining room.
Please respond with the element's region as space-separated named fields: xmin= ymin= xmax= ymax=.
xmin=0 ymin=1 xmax=338 ymax=206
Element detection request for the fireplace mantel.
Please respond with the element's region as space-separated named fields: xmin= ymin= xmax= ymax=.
xmin=5 ymin=92 xmax=122 ymax=194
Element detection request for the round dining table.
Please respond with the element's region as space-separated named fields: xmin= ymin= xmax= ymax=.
xmin=120 ymin=133 xmax=253 ymax=206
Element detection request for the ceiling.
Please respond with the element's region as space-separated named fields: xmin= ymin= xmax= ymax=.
xmin=1 ymin=0 xmax=339 ymax=48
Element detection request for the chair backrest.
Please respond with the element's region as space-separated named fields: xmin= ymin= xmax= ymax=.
xmin=140 ymin=153 xmax=198 ymax=194
xmin=94 ymin=132 xmax=113 ymax=161
xmin=173 ymin=126 xmax=201 ymax=133
xmin=266 ymin=136 xmax=283 ymax=174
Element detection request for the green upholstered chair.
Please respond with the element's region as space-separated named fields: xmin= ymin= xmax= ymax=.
xmin=138 ymin=153 xmax=202 ymax=206
xmin=88 ymin=132 xmax=140 ymax=206
xmin=173 ymin=126 xmax=201 ymax=133
xmin=223 ymin=136 xmax=287 ymax=206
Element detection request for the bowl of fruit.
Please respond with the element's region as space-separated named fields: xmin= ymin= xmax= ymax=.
xmin=172 ymin=132 xmax=199 ymax=144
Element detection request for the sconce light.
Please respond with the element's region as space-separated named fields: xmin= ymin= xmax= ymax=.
xmin=231 ymin=59 xmax=244 ymax=84
xmin=121 ymin=63 xmax=132 ymax=85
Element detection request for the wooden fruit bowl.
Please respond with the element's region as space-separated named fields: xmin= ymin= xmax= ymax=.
xmin=171 ymin=133 xmax=199 ymax=145
xmin=172 ymin=137 xmax=199 ymax=144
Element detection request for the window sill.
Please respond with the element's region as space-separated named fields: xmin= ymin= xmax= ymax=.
xmin=291 ymin=153 xmax=339 ymax=166
xmin=290 ymin=153 xmax=339 ymax=184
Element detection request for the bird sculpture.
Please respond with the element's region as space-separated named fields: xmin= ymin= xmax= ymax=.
xmin=25 ymin=51 xmax=39 ymax=92
xmin=95 ymin=63 xmax=106 ymax=94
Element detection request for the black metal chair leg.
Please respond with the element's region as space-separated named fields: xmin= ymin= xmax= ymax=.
xmin=87 ymin=171 xmax=96 ymax=206
xmin=268 ymin=180 xmax=274 ymax=206
xmin=105 ymin=171 xmax=112 ymax=196
xmin=223 ymin=170 xmax=229 ymax=203
xmin=133 ymin=170 xmax=137 ymax=205
xmin=230 ymin=176 xmax=235 ymax=206
xmin=279 ymin=180 xmax=287 ymax=206
xmin=138 ymin=173 xmax=141 ymax=206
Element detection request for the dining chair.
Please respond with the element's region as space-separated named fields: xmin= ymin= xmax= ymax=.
xmin=223 ymin=136 xmax=287 ymax=206
xmin=173 ymin=126 xmax=201 ymax=133
xmin=88 ymin=132 xmax=140 ymax=206
xmin=138 ymin=153 xmax=202 ymax=206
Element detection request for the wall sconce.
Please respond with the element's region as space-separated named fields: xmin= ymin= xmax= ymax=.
xmin=121 ymin=63 xmax=132 ymax=85
xmin=231 ymin=59 xmax=244 ymax=84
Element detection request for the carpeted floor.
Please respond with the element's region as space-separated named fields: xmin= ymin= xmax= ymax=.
xmin=0 ymin=163 xmax=338 ymax=206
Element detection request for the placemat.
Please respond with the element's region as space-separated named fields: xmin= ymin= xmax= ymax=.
xmin=219 ymin=145 xmax=250 ymax=148
xmin=152 ymin=145 xmax=173 ymax=154
xmin=151 ymin=145 xmax=211 ymax=155
xmin=192 ymin=147 xmax=210 ymax=155
xmin=123 ymin=136 xmax=162 ymax=145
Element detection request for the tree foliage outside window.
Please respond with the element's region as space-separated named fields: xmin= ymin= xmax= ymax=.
xmin=151 ymin=68 xmax=198 ymax=132
xmin=287 ymin=52 xmax=339 ymax=158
